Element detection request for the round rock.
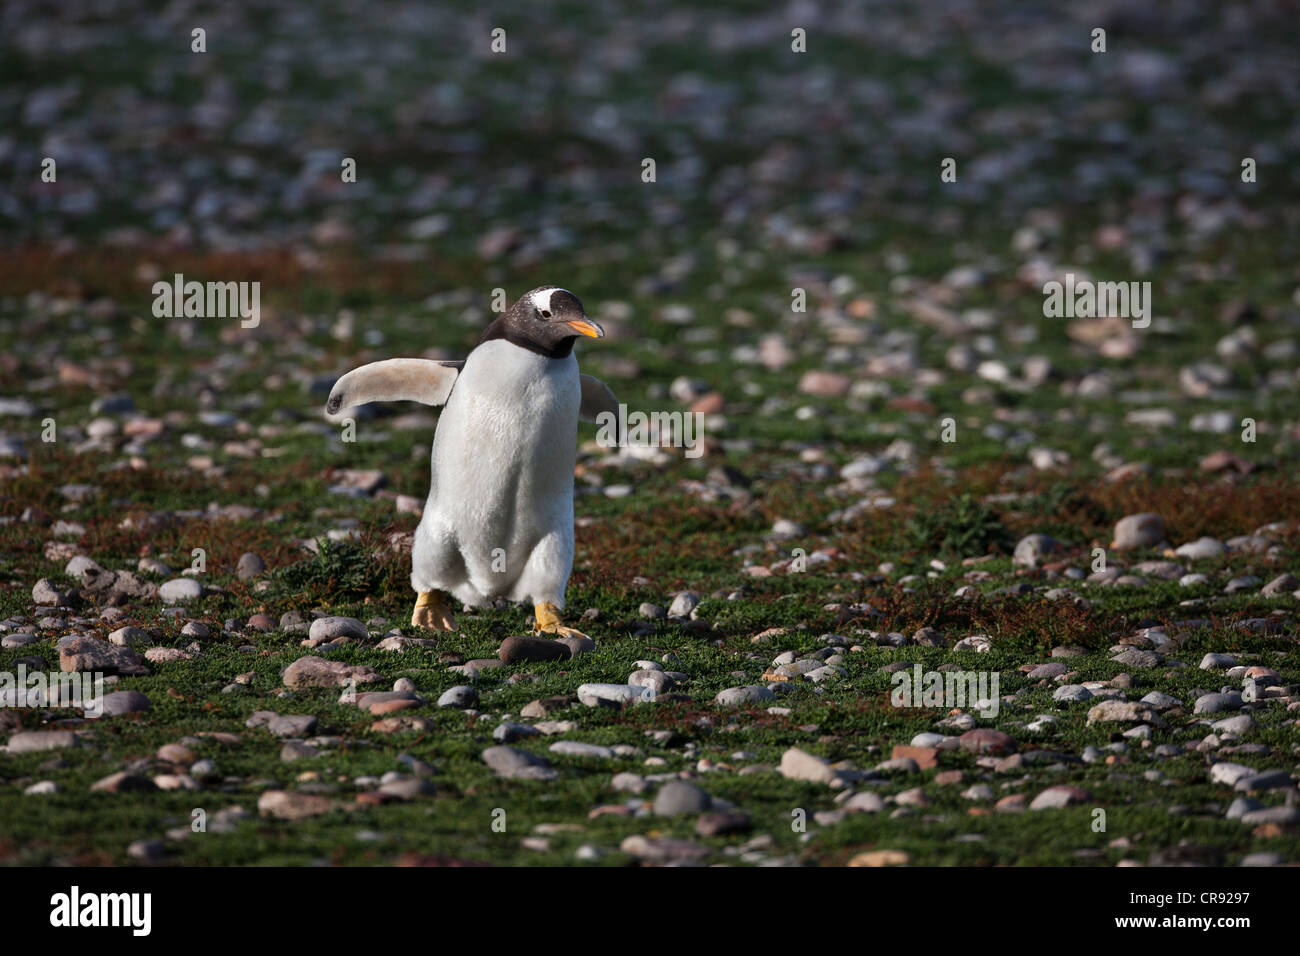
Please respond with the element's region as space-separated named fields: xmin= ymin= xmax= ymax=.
xmin=653 ymin=780 xmax=712 ymax=817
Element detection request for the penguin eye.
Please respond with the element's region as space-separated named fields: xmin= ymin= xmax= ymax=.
xmin=540 ymin=310 xmax=552 ymax=319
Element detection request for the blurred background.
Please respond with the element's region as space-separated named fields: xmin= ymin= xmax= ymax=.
xmin=2 ymin=0 xmax=1300 ymax=541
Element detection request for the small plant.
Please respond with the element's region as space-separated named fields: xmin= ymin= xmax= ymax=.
xmin=269 ymin=537 xmax=402 ymax=603
xmin=905 ymin=492 xmax=1011 ymax=559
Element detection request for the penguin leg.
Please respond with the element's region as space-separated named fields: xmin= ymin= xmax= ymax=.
xmin=412 ymin=590 xmax=457 ymax=631
xmin=533 ymin=601 xmax=590 ymax=641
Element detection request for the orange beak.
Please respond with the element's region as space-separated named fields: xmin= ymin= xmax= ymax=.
xmin=564 ymin=317 xmax=604 ymax=338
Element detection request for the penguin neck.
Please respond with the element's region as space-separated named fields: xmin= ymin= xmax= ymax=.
xmin=479 ymin=316 xmax=575 ymax=360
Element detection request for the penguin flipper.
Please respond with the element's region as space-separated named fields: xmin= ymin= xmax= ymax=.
xmin=326 ymin=359 xmax=463 ymax=415
xmin=578 ymin=374 xmax=619 ymax=424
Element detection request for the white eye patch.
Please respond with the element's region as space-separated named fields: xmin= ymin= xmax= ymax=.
xmin=530 ymin=287 xmax=573 ymax=314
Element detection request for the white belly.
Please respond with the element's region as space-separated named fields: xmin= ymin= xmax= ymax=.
xmin=415 ymin=339 xmax=579 ymax=602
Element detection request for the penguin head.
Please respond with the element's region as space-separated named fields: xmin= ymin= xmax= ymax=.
xmin=482 ymin=286 xmax=604 ymax=358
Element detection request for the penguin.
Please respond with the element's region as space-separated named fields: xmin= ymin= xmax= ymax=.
xmin=325 ymin=286 xmax=619 ymax=641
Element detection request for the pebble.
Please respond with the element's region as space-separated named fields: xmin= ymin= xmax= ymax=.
xmin=236 ymin=552 xmax=267 ymax=579
xmin=99 ymin=690 xmax=151 ymax=716
xmin=498 ymin=635 xmax=570 ymax=663
xmin=437 ymin=685 xmax=479 ymax=708
xmin=1261 ymin=573 xmax=1300 ymax=596
xmin=1112 ymin=513 xmax=1165 ymax=550
xmin=1052 ymin=684 xmax=1093 ymax=704
xmin=258 ymin=790 xmax=337 ymax=820
xmin=1234 ymin=770 xmax=1294 ymax=792
xmin=958 ymin=729 xmax=1016 ymax=755
xmin=1087 ymin=700 xmax=1160 ymax=725
xmin=1193 ymin=692 xmax=1243 ymax=714
xmin=1199 ymin=653 xmax=1237 ymax=669
xmin=282 ymin=656 xmax=380 ymax=689
xmin=695 ymin=809 xmax=751 ymax=836
xmin=576 ymin=683 xmax=656 ymax=706
xmin=843 ymin=791 xmax=885 ymax=812
xmin=667 ymin=591 xmax=700 ymax=618
xmin=159 ymin=578 xmax=204 ymax=603
xmin=480 ymin=746 xmax=558 ymax=781
xmin=1029 ymin=785 xmax=1090 ymax=809
xmin=1139 ymin=691 xmax=1182 ymax=709
xmin=778 ymin=747 xmax=833 ymax=784
xmin=653 ymin=781 xmax=712 ymax=816
xmin=1013 ymin=534 xmax=1060 ymax=568
xmin=1175 ymin=537 xmax=1226 ymax=560
xmin=4 ymin=730 xmax=81 ymax=753
xmin=307 ymin=616 xmax=368 ymax=642
xmin=549 ymin=741 xmax=613 ymax=759
xmin=619 ymin=834 xmax=710 ymax=864
xmin=1224 ymin=576 xmax=1261 ymax=593
xmin=714 ymin=685 xmax=775 ymax=706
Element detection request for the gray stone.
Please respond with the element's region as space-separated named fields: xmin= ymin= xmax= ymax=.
xmin=667 ymin=591 xmax=700 ymax=618
xmin=1194 ymin=692 xmax=1243 ymax=715
xmin=1052 ymin=684 xmax=1093 ymax=704
xmin=59 ymin=636 xmax=147 ymax=675
xmin=5 ymin=731 xmax=80 ymax=753
xmin=714 ymin=685 xmax=775 ymax=706
xmin=695 ymin=809 xmax=752 ymax=836
xmin=282 ymin=655 xmax=380 ymax=689
xmin=377 ymin=778 xmax=437 ymax=800
xmin=267 ymin=714 xmax=318 ymax=737
xmin=1110 ymin=648 xmax=1163 ymax=668
xmin=258 ymin=790 xmax=336 ymax=820
xmin=99 ymin=690 xmax=151 ymax=716
xmin=1211 ymin=714 xmax=1255 ymax=735
xmin=236 ymin=553 xmax=267 ymax=579
xmin=437 ymin=685 xmax=478 ymax=708
xmin=493 ymin=722 xmax=542 ymax=743
xmin=1087 ymin=700 xmax=1160 ymax=725
xmin=628 ymin=669 xmax=672 ymax=693
xmin=1029 ymin=785 xmax=1090 ymax=810
xmin=1234 ymin=770 xmax=1294 ymax=792
xmin=1225 ymin=796 xmax=1263 ymax=819
xmin=1140 ymin=691 xmax=1182 ymax=710
xmin=281 ymin=741 xmax=321 ymax=761
xmin=481 ymin=746 xmax=558 ymax=781
xmin=1113 ymin=513 xmax=1165 ymax=550
xmin=1210 ymin=762 xmax=1255 ymax=787
xmin=653 ymin=780 xmax=712 ymax=816
xmin=1199 ymin=653 xmax=1237 ymax=670
xmin=1175 ymin=537 xmax=1225 ymax=560
xmin=159 ymin=578 xmax=204 ymax=603
xmin=778 ymin=747 xmax=833 ymax=784
xmin=307 ymin=616 xmax=368 ymax=642
xmin=1013 ymin=534 xmax=1061 ymax=568
xmin=576 ymin=683 xmax=655 ymax=706
xmin=107 ymin=626 xmax=146 ymax=647
xmin=548 ymin=740 xmax=613 ymax=758
xmin=1261 ymin=573 xmax=1300 ymax=596
xmin=1239 ymin=807 xmax=1300 ymax=826
xmin=65 ymin=555 xmax=102 ymax=578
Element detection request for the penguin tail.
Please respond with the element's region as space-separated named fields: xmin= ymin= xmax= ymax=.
xmin=325 ymin=359 xmax=463 ymax=416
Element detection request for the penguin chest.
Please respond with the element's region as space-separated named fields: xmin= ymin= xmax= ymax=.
xmin=428 ymin=341 xmax=579 ymax=543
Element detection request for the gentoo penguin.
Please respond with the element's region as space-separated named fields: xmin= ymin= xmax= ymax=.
xmin=326 ymin=286 xmax=618 ymax=640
